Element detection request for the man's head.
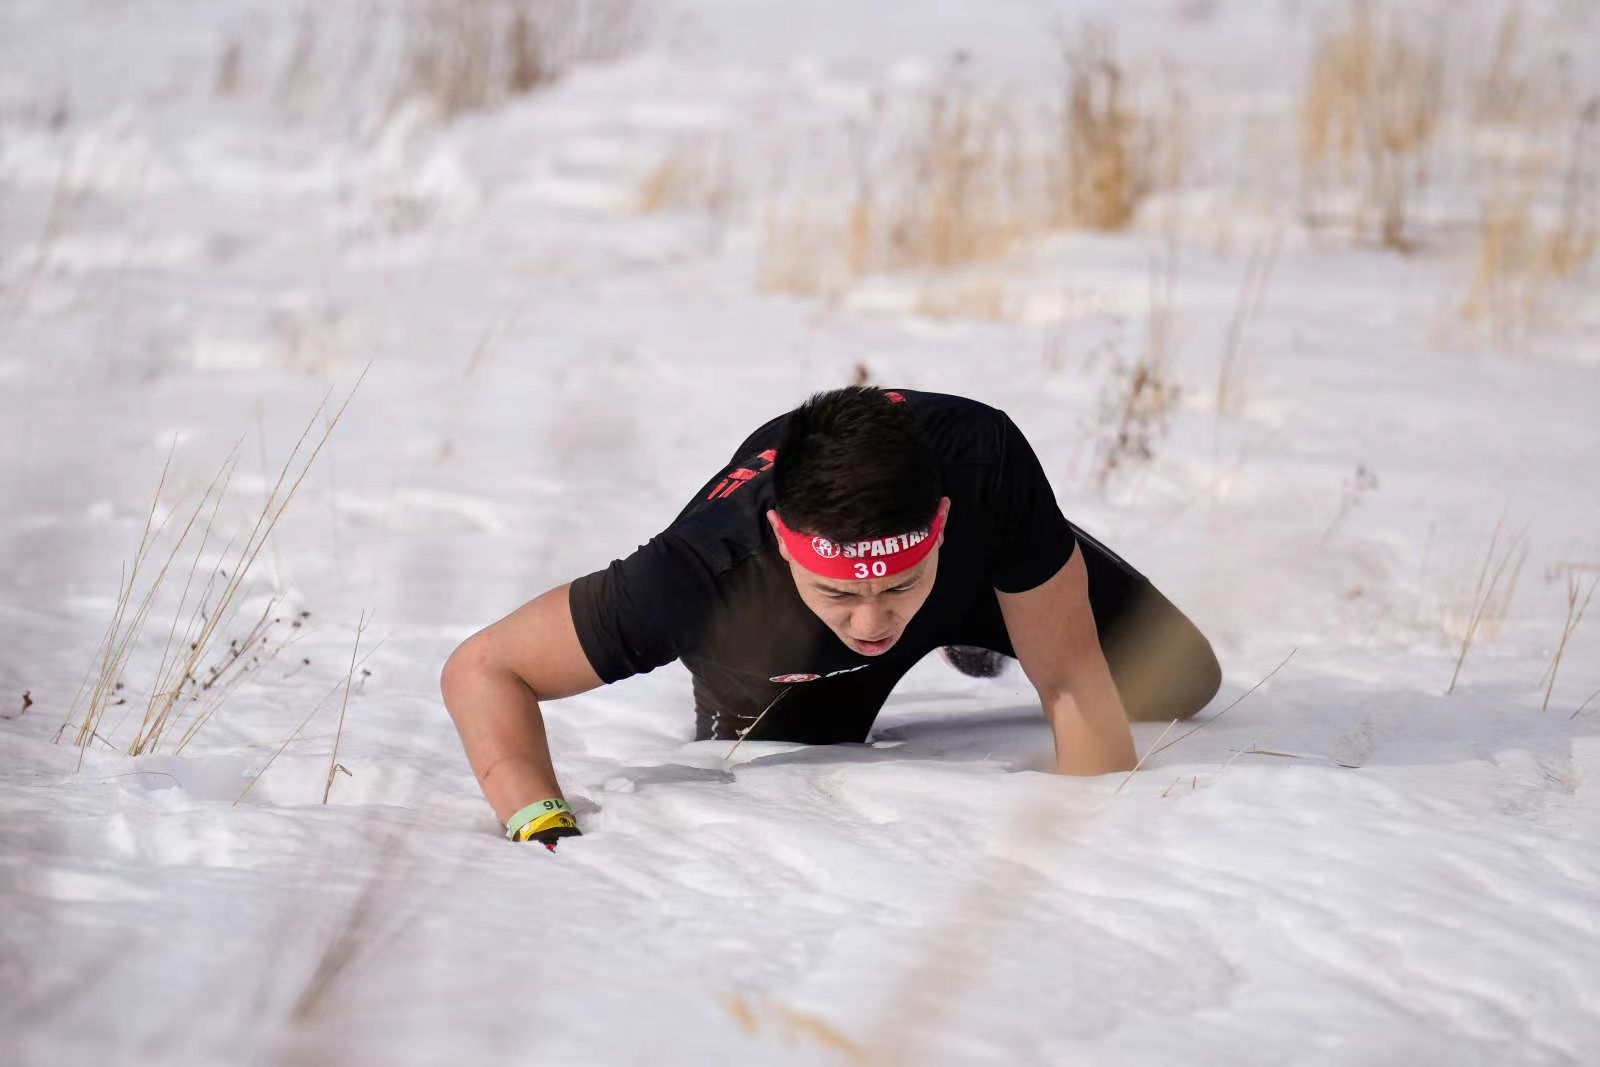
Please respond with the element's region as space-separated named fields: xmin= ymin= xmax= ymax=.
xmin=767 ymin=387 xmax=948 ymax=657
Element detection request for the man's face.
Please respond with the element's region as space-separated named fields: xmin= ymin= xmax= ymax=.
xmin=767 ymin=499 xmax=948 ymax=657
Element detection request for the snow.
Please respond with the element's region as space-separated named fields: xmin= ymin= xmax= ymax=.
xmin=3 ymin=1 xmax=1599 ymax=1064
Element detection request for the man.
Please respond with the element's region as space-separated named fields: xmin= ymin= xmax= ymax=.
xmin=441 ymin=388 xmax=1221 ymax=846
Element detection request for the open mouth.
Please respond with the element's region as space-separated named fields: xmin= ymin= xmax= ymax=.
xmin=850 ymin=633 xmax=898 ymax=655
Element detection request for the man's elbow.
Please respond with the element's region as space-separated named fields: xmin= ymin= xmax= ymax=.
xmin=440 ymin=633 xmax=494 ymax=718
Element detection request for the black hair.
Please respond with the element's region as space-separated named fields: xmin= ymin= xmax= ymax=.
xmin=772 ymin=386 xmax=941 ymax=541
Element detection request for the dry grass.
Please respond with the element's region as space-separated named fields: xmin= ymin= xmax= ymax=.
xmin=1453 ymin=0 xmax=1599 ymax=354
xmin=286 ymin=846 xmax=409 ymax=1027
xmin=214 ymin=36 xmax=243 ymax=96
xmin=1094 ymin=229 xmax=1182 ymax=492
xmin=1215 ymin=224 xmax=1283 ymax=417
xmin=911 ymin=276 xmax=1011 ymax=320
xmin=170 ymin=602 xmax=304 ymax=754
xmin=1547 ymin=100 xmax=1600 ymax=276
xmin=398 ymin=0 xmax=638 ymax=118
xmin=1465 ymin=173 xmax=1546 ymax=352
xmin=1145 ymin=647 xmax=1298 ymax=764
xmin=322 ymin=613 xmax=367 ymax=804
xmin=756 ymin=29 xmax=1178 ymax=303
xmin=758 ymin=198 xmax=854 ymax=300
xmin=1322 ymin=461 xmax=1380 ymax=544
xmin=235 ymin=634 xmax=387 ymax=806
xmin=1051 ymin=26 xmax=1183 ymax=231
xmin=1541 ymin=572 xmax=1596 ymax=712
xmin=636 ymin=138 xmax=737 ymax=218
xmin=1461 ymin=99 xmax=1600 ymax=353
xmin=1574 ymin=687 xmax=1600 ymax=720
xmin=1472 ymin=3 xmax=1532 ymax=126
xmin=16 ymin=138 xmax=86 ymax=299
xmin=1446 ymin=516 xmax=1530 ymax=694
xmin=255 ymin=1 xmax=639 ymax=123
xmin=722 ymin=995 xmax=863 ymax=1060
xmin=758 ymin=61 xmax=1024 ymax=296
xmin=1300 ymin=1 xmax=1444 ymax=251
xmin=58 ymin=371 xmax=366 ymax=759
xmin=882 ymin=68 xmax=1023 ymax=270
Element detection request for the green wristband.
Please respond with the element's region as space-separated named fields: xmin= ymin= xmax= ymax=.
xmin=505 ymin=798 xmax=571 ymax=840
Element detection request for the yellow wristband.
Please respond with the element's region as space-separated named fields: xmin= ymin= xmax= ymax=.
xmin=511 ymin=810 xmax=579 ymax=842
xmin=505 ymin=798 xmax=572 ymax=840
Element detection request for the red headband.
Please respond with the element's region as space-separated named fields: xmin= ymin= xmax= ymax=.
xmin=773 ymin=508 xmax=946 ymax=581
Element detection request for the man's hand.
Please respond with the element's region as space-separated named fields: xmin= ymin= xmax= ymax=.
xmin=996 ymin=546 xmax=1138 ymax=776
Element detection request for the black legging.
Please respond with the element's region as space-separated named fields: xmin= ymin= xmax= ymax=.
xmin=692 ymin=531 xmax=1222 ymax=743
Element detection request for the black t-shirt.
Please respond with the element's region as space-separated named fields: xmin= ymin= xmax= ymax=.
xmin=568 ymin=391 xmax=1079 ymax=702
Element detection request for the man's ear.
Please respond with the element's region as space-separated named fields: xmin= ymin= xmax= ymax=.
xmin=766 ymin=509 xmax=792 ymax=562
xmin=934 ymin=496 xmax=951 ymax=547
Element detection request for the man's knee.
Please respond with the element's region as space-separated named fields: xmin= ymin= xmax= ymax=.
xmin=1167 ymin=631 xmax=1221 ymax=721
xmin=1106 ymin=587 xmax=1221 ymax=723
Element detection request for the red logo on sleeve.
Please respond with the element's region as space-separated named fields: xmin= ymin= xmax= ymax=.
xmin=707 ymin=448 xmax=777 ymax=501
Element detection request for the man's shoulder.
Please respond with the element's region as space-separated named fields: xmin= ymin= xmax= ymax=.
xmin=898 ymin=390 xmax=1013 ymax=463
xmin=659 ymin=445 xmax=780 ymax=581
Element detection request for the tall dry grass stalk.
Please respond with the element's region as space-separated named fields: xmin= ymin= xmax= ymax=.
xmin=59 ymin=370 xmax=367 ymax=760
xmin=235 ymin=635 xmax=387 ymax=806
xmin=1095 ymin=228 xmax=1182 ymax=491
xmin=1574 ymin=687 xmax=1600 ymax=721
xmin=56 ymin=447 xmax=182 ymax=753
xmin=1301 ymin=1 xmax=1443 ymax=251
xmin=323 ymin=613 xmax=367 ymax=804
xmin=1215 ymin=224 xmax=1283 ymax=417
xmin=1447 ymin=516 xmax=1529 ymax=694
xmin=1541 ymin=573 xmax=1596 ymax=712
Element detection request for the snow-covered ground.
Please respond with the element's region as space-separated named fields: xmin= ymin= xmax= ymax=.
xmin=3 ymin=2 xmax=1599 ymax=1064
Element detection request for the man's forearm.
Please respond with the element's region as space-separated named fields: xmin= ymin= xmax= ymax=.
xmin=1043 ymin=680 xmax=1137 ymax=776
xmin=443 ymin=660 xmax=565 ymax=824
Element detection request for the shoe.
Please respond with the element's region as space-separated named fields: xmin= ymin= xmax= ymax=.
xmin=939 ymin=645 xmax=1009 ymax=679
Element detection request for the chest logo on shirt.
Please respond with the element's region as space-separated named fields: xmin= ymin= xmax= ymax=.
xmin=768 ymin=663 xmax=870 ymax=684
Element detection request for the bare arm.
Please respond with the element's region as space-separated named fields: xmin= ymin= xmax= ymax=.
xmin=997 ymin=546 xmax=1137 ymax=776
xmin=440 ymin=583 xmax=603 ymax=824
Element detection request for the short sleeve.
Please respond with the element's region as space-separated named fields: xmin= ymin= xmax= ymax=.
xmin=568 ymin=533 xmax=719 ymax=683
xmin=987 ymin=412 xmax=1078 ymax=593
